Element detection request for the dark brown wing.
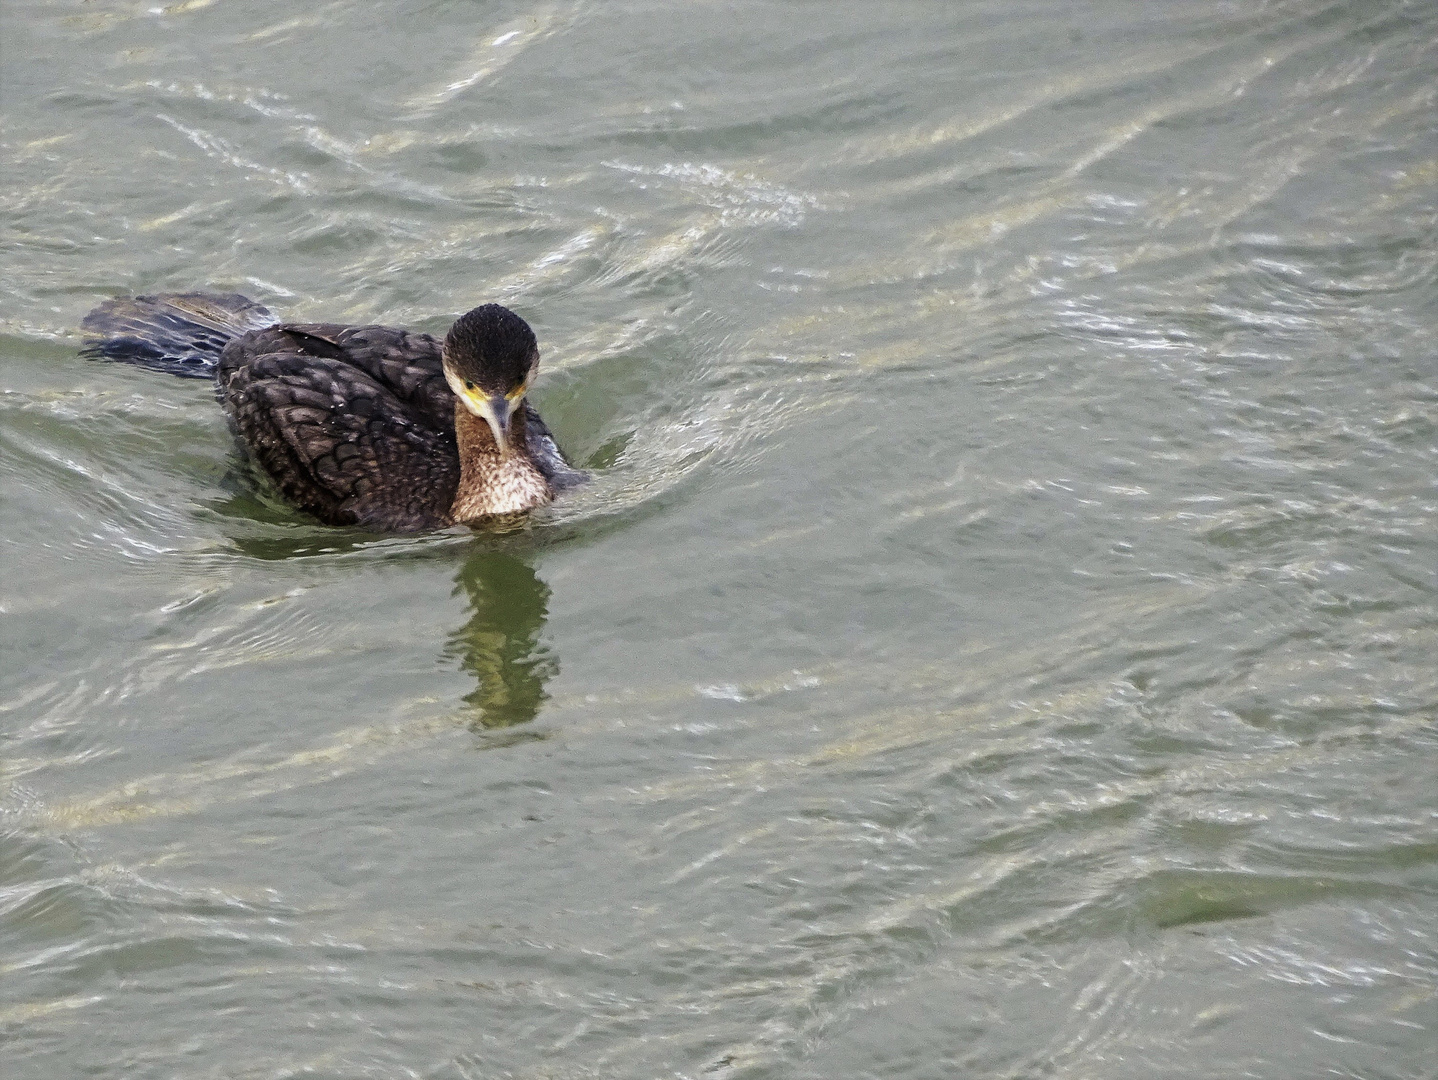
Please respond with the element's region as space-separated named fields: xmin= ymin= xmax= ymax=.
xmin=217 ymin=324 xmax=460 ymax=531
xmin=521 ymin=402 xmax=587 ymax=491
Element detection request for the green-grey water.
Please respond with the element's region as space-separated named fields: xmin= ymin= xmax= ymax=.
xmin=2 ymin=1 xmax=1436 ymax=1076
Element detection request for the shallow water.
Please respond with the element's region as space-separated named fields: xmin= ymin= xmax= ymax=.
xmin=2 ymin=1 xmax=1436 ymax=1076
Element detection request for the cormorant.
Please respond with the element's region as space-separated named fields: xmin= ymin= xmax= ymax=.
xmin=81 ymin=292 xmax=581 ymax=531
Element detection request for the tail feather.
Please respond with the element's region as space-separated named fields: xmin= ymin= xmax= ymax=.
xmin=81 ymin=292 xmax=279 ymax=378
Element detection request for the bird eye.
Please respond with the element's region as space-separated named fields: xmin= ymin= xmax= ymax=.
xmin=465 ymin=380 xmax=475 ymax=390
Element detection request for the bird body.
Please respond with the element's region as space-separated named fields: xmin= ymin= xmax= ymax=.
xmin=82 ymin=293 xmax=580 ymax=531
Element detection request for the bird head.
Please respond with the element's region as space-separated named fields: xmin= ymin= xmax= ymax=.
xmin=441 ymin=304 xmax=540 ymax=457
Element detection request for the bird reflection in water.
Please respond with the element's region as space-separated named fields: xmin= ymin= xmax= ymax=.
xmin=446 ymin=548 xmax=557 ymax=728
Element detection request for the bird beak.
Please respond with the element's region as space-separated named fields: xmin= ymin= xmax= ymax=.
xmin=444 ymin=364 xmax=523 ymax=457
xmin=472 ymin=392 xmax=514 ymax=457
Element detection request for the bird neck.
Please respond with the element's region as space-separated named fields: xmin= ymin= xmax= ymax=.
xmin=449 ymin=401 xmax=553 ymax=523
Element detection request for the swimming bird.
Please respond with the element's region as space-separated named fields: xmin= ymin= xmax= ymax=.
xmin=81 ymin=292 xmax=582 ymax=531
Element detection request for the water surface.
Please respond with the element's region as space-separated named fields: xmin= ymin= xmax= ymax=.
xmin=2 ymin=1 xmax=1436 ymax=1076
